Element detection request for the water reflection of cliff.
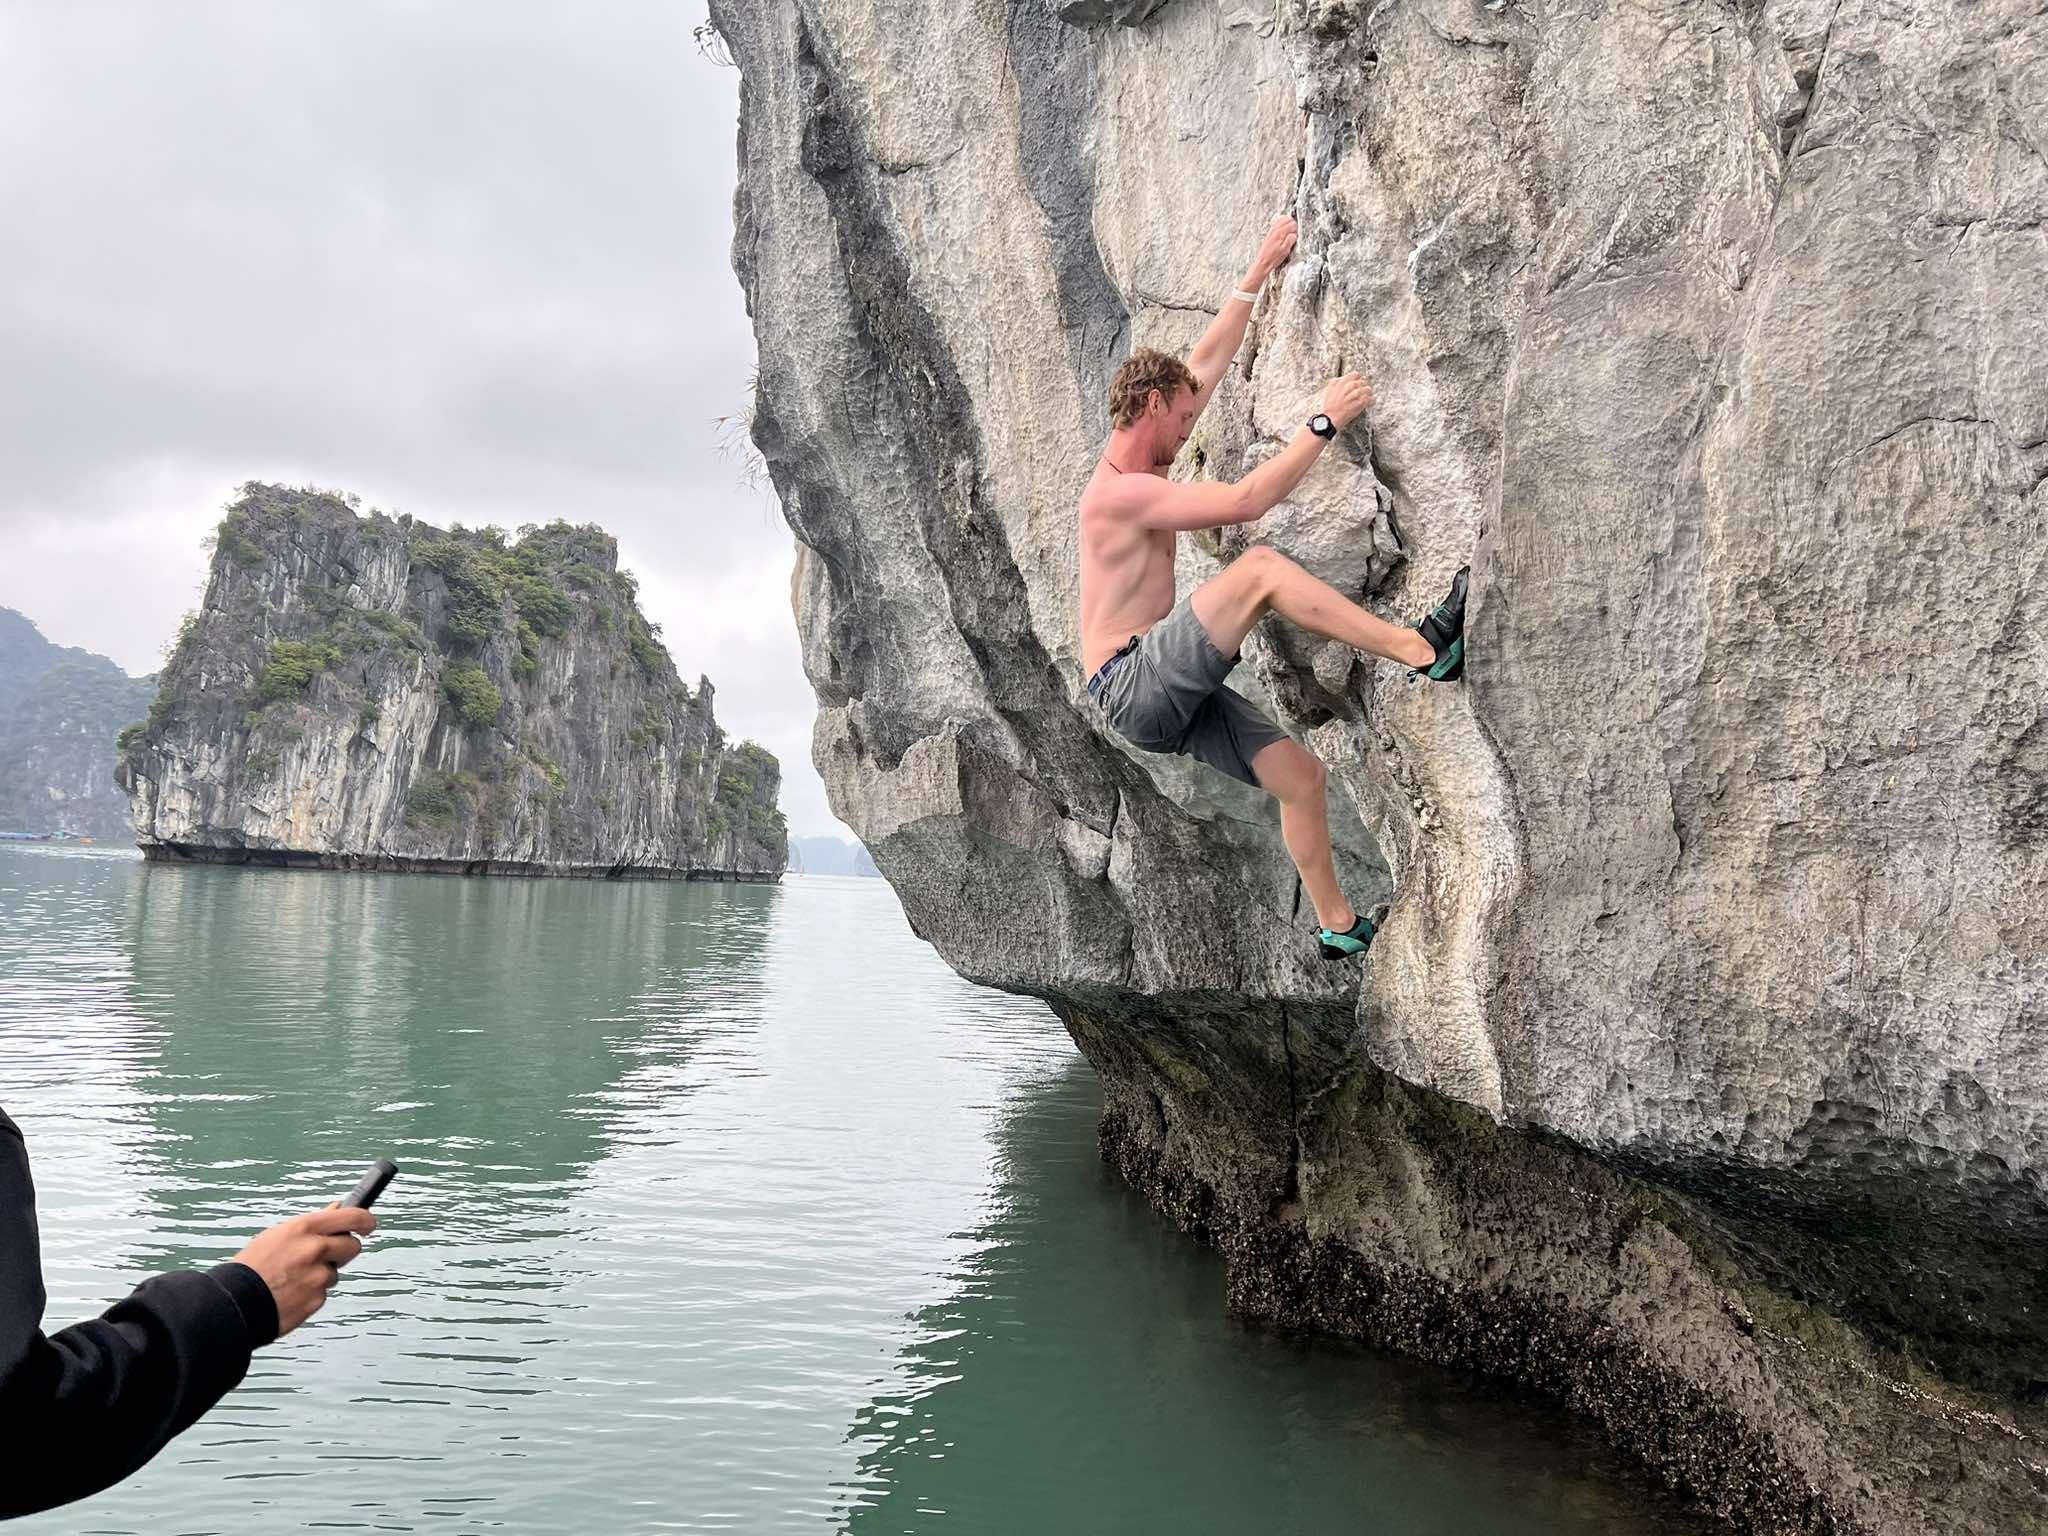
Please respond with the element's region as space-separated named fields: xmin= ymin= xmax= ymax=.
xmin=123 ymin=862 xmax=776 ymax=1268
xmin=838 ymin=1056 xmax=1717 ymax=1536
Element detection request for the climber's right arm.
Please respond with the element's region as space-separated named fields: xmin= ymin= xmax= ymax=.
xmin=1120 ymin=373 xmax=1371 ymax=532
xmin=1124 ymin=426 xmax=1331 ymax=533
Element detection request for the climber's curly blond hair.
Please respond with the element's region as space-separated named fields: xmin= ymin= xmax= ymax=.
xmin=1108 ymin=348 xmax=1200 ymax=430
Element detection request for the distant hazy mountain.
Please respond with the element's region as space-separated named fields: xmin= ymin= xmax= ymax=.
xmin=0 ymin=608 xmax=155 ymax=842
xmin=790 ymin=835 xmax=880 ymax=877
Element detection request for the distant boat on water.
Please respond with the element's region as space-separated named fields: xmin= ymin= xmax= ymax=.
xmin=0 ymin=830 xmax=94 ymax=844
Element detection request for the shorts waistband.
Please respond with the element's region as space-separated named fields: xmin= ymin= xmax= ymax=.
xmin=1086 ymin=635 xmax=1141 ymax=700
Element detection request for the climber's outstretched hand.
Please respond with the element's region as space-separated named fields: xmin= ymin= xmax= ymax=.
xmin=1253 ymin=215 xmax=1299 ymax=281
xmin=1190 ymin=213 xmax=1302 ymax=418
xmin=1321 ymin=372 xmax=1373 ymax=428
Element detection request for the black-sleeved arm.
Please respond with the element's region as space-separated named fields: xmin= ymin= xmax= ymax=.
xmin=0 ymin=1107 xmax=279 ymax=1522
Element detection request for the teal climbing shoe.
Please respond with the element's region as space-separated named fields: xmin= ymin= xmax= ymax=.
xmin=1412 ymin=566 xmax=1469 ymax=682
xmin=1317 ymin=912 xmax=1376 ymax=961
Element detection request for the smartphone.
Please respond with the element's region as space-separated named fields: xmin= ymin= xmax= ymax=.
xmin=338 ymin=1158 xmax=399 ymax=1210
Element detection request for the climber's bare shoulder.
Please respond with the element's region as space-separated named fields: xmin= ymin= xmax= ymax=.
xmin=1078 ymin=457 xmax=1178 ymax=543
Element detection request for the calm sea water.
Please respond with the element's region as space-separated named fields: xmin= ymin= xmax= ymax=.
xmin=0 ymin=846 xmax=1711 ymax=1535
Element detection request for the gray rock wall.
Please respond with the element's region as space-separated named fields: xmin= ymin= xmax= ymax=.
xmin=119 ymin=485 xmax=786 ymax=880
xmin=713 ymin=1 xmax=2046 ymax=1529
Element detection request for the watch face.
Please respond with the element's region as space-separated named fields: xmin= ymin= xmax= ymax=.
xmin=1311 ymin=414 xmax=1334 ymax=435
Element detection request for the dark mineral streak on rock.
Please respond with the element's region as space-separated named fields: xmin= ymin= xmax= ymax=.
xmin=1008 ymin=0 xmax=1131 ymax=436
xmin=1054 ymin=0 xmax=1180 ymax=31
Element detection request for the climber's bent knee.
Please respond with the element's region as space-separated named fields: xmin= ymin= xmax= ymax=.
xmin=1193 ymin=546 xmax=1295 ymax=657
xmin=1250 ymin=737 xmax=1325 ymax=802
xmin=1234 ymin=544 xmax=1285 ymax=581
xmin=1218 ymin=545 xmax=1297 ymax=602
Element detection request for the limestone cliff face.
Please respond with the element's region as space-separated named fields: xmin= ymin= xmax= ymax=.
xmin=118 ymin=485 xmax=785 ymax=879
xmin=716 ymin=0 xmax=2046 ymax=1529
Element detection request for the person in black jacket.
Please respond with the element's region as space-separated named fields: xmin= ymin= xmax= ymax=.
xmin=0 ymin=1105 xmax=378 ymax=1521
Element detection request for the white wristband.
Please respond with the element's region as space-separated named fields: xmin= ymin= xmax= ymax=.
xmin=1231 ymin=287 xmax=1261 ymax=305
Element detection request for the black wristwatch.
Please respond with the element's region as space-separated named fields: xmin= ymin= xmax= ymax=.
xmin=1308 ymin=413 xmax=1336 ymax=440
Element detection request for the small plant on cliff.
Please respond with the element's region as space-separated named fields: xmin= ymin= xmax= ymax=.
xmin=160 ymin=610 xmax=202 ymax=670
xmin=748 ymin=802 xmax=788 ymax=846
xmin=213 ymin=515 xmax=264 ymax=567
xmin=450 ymin=563 xmax=507 ymax=647
xmin=512 ymin=621 xmax=545 ymax=681
xmin=253 ymin=637 xmax=342 ymax=704
xmin=413 ymin=535 xmax=502 ymax=647
xmin=712 ymin=369 xmax=771 ymax=496
xmin=405 ymin=771 xmax=461 ymax=827
xmin=624 ymin=707 xmax=668 ymax=751
xmin=510 ymin=577 xmax=573 ymax=639
xmin=524 ymin=746 xmax=568 ymax=796
xmin=691 ymin=18 xmax=734 ymax=67
xmin=442 ymin=664 xmax=504 ymax=729
xmin=626 ymin=612 xmax=668 ymax=678
xmin=347 ymin=607 xmax=425 ymax=652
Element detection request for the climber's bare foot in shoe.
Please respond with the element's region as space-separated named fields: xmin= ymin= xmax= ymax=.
xmin=1412 ymin=566 xmax=1469 ymax=682
xmin=1318 ymin=906 xmax=1384 ymax=961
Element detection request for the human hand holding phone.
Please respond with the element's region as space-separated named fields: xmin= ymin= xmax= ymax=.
xmin=229 ymin=1160 xmax=396 ymax=1337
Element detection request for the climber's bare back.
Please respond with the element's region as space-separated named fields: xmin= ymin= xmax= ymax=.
xmin=1078 ymin=458 xmax=1181 ymax=678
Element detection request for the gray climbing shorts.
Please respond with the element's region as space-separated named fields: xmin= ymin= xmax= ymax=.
xmin=1086 ymin=594 xmax=1290 ymax=788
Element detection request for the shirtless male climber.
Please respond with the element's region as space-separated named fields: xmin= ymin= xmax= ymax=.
xmin=1078 ymin=214 xmax=1468 ymax=961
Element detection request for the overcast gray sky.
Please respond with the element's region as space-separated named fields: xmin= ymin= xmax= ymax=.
xmin=0 ymin=1 xmax=844 ymax=838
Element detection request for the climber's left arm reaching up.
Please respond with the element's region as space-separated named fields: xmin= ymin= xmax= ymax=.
xmin=1183 ymin=215 xmax=1298 ymax=423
